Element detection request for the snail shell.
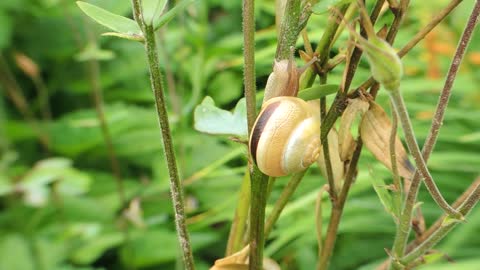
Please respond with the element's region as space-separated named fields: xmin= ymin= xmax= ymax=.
xmin=249 ymin=96 xmax=321 ymax=177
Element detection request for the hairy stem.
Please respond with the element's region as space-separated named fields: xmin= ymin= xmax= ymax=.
xmin=136 ymin=6 xmax=195 ymax=268
xmin=401 ymin=184 xmax=480 ymax=265
xmin=389 ymin=90 xmax=459 ymax=217
xmin=243 ymin=0 xmax=257 ymax=131
xmin=249 ymin=168 xmax=269 ymax=270
xmin=276 ymin=0 xmax=302 ymax=60
xmin=389 ymin=100 xmax=402 ymax=218
xmin=389 ymin=0 xmax=480 ymax=266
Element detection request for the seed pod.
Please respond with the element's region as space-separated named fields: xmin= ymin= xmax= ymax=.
xmin=362 ymin=36 xmax=403 ymax=92
xmin=360 ymin=101 xmax=414 ymax=179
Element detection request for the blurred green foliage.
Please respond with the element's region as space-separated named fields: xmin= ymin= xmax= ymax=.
xmin=0 ymin=0 xmax=479 ymax=269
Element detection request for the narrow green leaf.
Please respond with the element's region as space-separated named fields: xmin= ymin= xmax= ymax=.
xmin=142 ymin=0 xmax=168 ymax=26
xmin=101 ymin=32 xmax=144 ymax=42
xmin=77 ymin=1 xmax=141 ymax=35
xmin=298 ymin=84 xmax=339 ymax=101
xmin=154 ymin=0 xmax=195 ymax=30
xmin=368 ymin=168 xmax=398 ymax=218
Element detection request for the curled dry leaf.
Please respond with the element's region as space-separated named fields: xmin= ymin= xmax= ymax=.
xmin=317 ymin=127 xmax=345 ymax=192
xmin=360 ymin=101 xmax=414 ymax=179
xmin=338 ymin=98 xmax=370 ymax=161
xmin=210 ymin=245 xmax=280 ymax=270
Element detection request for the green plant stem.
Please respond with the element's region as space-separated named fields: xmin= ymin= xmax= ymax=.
xmin=318 ymin=141 xmax=363 ymax=270
xmin=319 ymin=0 xmax=384 ymax=146
xmin=389 ymin=100 xmax=402 ymax=216
xmin=243 ymin=0 xmax=257 ymax=131
xmin=319 ymin=74 xmax=337 ymax=200
xmin=249 ymin=167 xmax=269 ymax=270
xmin=264 ymin=171 xmax=306 ymax=237
xmin=389 ymin=1 xmax=479 ymax=266
xmin=87 ymin=58 xmax=125 ymax=201
xmin=84 ymin=36 xmax=125 ymax=203
xmin=389 ymin=90 xmax=459 ymax=218
xmin=226 ymin=169 xmax=252 ymax=255
xmin=315 ymin=4 xmax=350 ymax=67
xmin=0 ymin=55 xmax=50 ymax=151
xmin=408 ymin=178 xmax=480 ymax=251
xmin=276 ymin=0 xmax=301 ymax=60
xmin=400 ymin=184 xmax=480 ymax=266
xmin=141 ymin=21 xmax=195 ymax=270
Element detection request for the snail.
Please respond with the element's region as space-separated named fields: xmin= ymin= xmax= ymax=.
xmin=249 ymin=96 xmax=321 ymax=177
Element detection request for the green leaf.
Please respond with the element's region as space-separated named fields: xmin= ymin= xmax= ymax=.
xmin=422 ymin=252 xmax=445 ymax=265
xmin=194 ymin=96 xmax=248 ymax=137
xmin=75 ymin=42 xmax=115 ymax=62
xmin=0 ymin=11 xmax=12 ymax=49
xmin=77 ymin=1 xmax=141 ymax=35
xmin=70 ymin=232 xmax=124 ymax=264
xmin=0 ymin=234 xmax=35 ymax=270
xmin=142 ymin=0 xmax=168 ymax=26
xmin=101 ymin=32 xmax=145 ymax=42
xmin=298 ymin=84 xmax=339 ymax=101
xmin=153 ymin=0 xmax=195 ymax=30
xmin=311 ymin=0 xmax=354 ymax=15
xmin=368 ymin=168 xmax=398 ymax=218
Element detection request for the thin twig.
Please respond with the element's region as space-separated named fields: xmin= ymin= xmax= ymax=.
xmin=0 ymin=55 xmax=50 ymax=150
xmin=400 ymin=184 xmax=480 ymax=265
xmin=264 ymin=171 xmax=306 ymax=238
xmin=318 ymin=141 xmax=363 ymax=270
xmin=320 ymin=74 xmax=337 ymax=201
xmin=131 ymin=1 xmax=195 ymax=267
xmin=389 ymin=90 xmax=459 ymax=217
xmin=83 ymin=19 xmax=125 ymax=203
xmin=389 ymin=1 xmax=479 ymax=265
xmin=389 ymin=100 xmax=402 ymax=218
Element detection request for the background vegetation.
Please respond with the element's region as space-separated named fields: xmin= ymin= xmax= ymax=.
xmin=0 ymin=0 xmax=479 ymax=269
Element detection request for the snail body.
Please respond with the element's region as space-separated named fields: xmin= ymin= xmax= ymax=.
xmin=249 ymin=96 xmax=321 ymax=177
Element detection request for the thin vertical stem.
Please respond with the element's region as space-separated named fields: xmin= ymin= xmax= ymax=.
xmin=389 ymin=90 xmax=459 ymax=217
xmin=389 ymin=100 xmax=402 ymax=216
xmin=264 ymin=171 xmax=306 ymax=237
xmin=86 ymin=58 xmax=125 ymax=203
xmin=0 ymin=55 xmax=50 ymax=150
xmin=137 ymin=8 xmax=195 ymax=268
xmin=249 ymin=169 xmax=269 ymax=270
xmin=276 ymin=0 xmax=301 ymax=60
xmin=318 ymin=141 xmax=363 ymax=270
xmin=243 ymin=0 xmax=257 ymax=133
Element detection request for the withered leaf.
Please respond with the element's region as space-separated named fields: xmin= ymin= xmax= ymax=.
xmin=360 ymin=101 xmax=414 ymax=179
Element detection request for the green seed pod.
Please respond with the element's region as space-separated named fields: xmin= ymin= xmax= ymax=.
xmin=362 ymin=36 xmax=403 ymax=92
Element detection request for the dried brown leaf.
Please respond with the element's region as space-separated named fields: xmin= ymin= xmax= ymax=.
xmin=360 ymin=102 xmax=414 ymax=179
